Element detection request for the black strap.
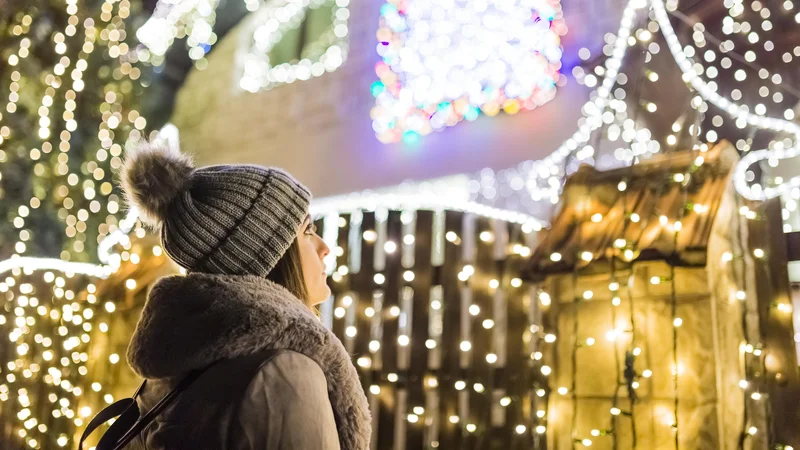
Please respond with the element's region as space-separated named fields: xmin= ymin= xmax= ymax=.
xmin=78 ymin=366 xmax=210 ymax=450
xmin=112 ymin=367 xmax=210 ymax=449
xmin=78 ymin=396 xmax=139 ymax=450
xmin=78 ymin=349 xmax=283 ymax=450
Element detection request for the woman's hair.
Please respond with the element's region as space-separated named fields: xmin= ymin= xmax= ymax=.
xmin=266 ymin=239 xmax=310 ymax=305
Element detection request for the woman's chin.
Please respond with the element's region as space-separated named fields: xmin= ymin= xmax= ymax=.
xmin=311 ymin=284 xmax=332 ymax=306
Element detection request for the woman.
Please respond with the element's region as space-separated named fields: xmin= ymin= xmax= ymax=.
xmin=119 ymin=140 xmax=371 ymax=449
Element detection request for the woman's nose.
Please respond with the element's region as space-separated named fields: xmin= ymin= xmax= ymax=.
xmin=318 ymin=237 xmax=330 ymax=258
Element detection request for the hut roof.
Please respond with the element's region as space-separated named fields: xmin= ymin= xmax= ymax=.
xmin=524 ymin=141 xmax=739 ymax=281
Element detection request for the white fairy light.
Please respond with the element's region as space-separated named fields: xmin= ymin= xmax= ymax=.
xmin=521 ymin=0 xmax=798 ymax=207
xmin=309 ymin=176 xmax=546 ymax=228
xmin=136 ymin=0 xmax=221 ymax=64
xmin=650 ymin=0 xmax=800 ymax=201
xmin=526 ymin=0 xmax=642 ymax=201
xmin=238 ymin=0 xmax=350 ymax=93
xmin=0 ymin=257 xmax=113 ymax=278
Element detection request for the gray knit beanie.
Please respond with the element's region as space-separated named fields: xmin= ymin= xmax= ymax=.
xmin=120 ymin=139 xmax=311 ymax=277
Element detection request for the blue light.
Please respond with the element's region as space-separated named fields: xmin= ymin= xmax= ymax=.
xmin=402 ymin=131 xmax=420 ymax=145
xmin=464 ymin=106 xmax=480 ymax=121
xmin=380 ymin=3 xmax=398 ymax=16
xmin=371 ymin=81 xmax=386 ymax=97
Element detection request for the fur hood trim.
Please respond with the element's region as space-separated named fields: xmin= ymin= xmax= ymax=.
xmin=127 ymin=272 xmax=371 ymax=449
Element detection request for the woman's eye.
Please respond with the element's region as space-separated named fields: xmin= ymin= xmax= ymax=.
xmin=306 ymin=223 xmax=316 ymax=234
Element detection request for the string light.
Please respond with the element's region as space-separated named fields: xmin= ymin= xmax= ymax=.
xmin=371 ymin=0 xmax=566 ymax=143
xmin=648 ymin=0 xmax=800 ymax=201
xmin=0 ymin=0 xmax=152 ymax=444
xmin=241 ymin=0 xmax=350 ymax=92
xmin=309 ymin=179 xmax=546 ymax=229
xmin=525 ymin=0 xmax=642 ymax=202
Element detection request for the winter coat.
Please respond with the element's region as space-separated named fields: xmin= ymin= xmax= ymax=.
xmin=123 ymin=273 xmax=372 ymax=450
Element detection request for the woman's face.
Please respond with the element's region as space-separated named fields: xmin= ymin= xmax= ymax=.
xmin=297 ymin=215 xmax=331 ymax=306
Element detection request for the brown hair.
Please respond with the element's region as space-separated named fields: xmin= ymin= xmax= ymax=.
xmin=266 ymin=239 xmax=309 ymax=304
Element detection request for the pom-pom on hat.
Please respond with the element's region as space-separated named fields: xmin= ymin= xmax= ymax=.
xmin=120 ymin=139 xmax=311 ymax=277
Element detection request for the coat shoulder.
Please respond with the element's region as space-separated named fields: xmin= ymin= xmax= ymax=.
xmin=234 ymin=350 xmax=340 ymax=449
xmin=243 ymin=350 xmax=329 ymax=406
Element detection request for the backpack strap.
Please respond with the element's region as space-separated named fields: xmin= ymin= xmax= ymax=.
xmin=78 ymin=395 xmax=140 ymax=450
xmin=79 ymin=349 xmax=283 ymax=450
